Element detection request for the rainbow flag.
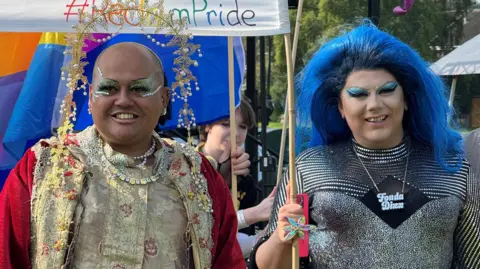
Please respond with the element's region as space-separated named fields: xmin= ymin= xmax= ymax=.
xmin=0 ymin=33 xmax=39 ymax=171
xmin=0 ymin=33 xmax=42 ymax=171
xmin=2 ymin=33 xmax=67 ymax=169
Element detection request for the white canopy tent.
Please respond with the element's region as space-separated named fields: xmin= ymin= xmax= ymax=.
xmin=431 ymin=33 xmax=480 ymax=106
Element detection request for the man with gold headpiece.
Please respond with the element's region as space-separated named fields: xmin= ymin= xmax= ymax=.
xmin=0 ymin=42 xmax=245 ymax=269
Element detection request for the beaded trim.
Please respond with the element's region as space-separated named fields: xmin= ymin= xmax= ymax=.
xmin=100 ymin=132 xmax=170 ymax=185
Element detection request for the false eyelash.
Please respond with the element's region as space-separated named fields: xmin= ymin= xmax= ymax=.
xmin=97 ymin=85 xmax=118 ymax=92
xmin=131 ymin=87 xmax=150 ymax=93
xmin=346 ymin=88 xmax=369 ymax=97
xmin=378 ymin=82 xmax=398 ymax=93
xmin=95 ymin=89 xmax=113 ymax=95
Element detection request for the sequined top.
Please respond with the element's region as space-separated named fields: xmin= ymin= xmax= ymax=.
xmin=249 ymin=139 xmax=479 ymax=269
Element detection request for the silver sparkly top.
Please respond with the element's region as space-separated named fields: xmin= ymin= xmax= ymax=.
xmin=249 ymin=139 xmax=479 ymax=269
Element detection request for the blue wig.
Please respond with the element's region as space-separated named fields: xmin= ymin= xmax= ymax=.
xmin=296 ymin=22 xmax=463 ymax=172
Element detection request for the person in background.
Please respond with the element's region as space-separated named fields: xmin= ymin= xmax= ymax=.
xmin=197 ymin=98 xmax=276 ymax=258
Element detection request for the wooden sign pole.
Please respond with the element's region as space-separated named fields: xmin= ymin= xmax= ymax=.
xmin=284 ymin=33 xmax=299 ymax=269
xmin=276 ymin=0 xmax=305 ymax=184
xmin=227 ymin=36 xmax=238 ymax=209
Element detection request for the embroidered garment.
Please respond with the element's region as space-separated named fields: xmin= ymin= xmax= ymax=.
xmin=0 ymin=126 xmax=245 ymax=269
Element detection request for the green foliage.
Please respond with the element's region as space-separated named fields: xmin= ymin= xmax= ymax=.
xmin=267 ymin=0 xmax=475 ymax=116
xmin=269 ymin=0 xmax=325 ymax=112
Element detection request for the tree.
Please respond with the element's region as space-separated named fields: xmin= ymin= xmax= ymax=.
xmin=268 ymin=0 xmax=325 ymax=120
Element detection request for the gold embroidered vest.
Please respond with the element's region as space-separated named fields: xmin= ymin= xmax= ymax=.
xmin=30 ymin=126 xmax=215 ymax=269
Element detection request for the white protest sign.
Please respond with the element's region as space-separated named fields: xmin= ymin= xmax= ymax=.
xmin=0 ymin=0 xmax=290 ymax=36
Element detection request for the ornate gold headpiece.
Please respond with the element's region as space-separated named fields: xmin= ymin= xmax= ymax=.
xmin=45 ymin=0 xmax=201 ymax=188
xmin=59 ymin=0 xmax=201 ymax=142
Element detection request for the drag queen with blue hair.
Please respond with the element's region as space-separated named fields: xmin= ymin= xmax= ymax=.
xmin=249 ymin=22 xmax=479 ymax=269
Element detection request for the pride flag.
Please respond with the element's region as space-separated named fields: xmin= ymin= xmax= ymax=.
xmin=0 ymin=33 xmax=43 ymax=171
xmin=2 ymin=33 xmax=67 ymax=167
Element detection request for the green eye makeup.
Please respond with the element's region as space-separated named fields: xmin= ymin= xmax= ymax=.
xmin=93 ymin=67 xmax=162 ymax=100
xmin=93 ymin=68 xmax=120 ymax=101
xmin=129 ymin=73 xmax=161 ymax=97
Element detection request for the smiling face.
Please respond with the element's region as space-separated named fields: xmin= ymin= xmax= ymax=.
xmin=89 ymin=43 xmax=169 ymax=149
xmin=338 ymin=69 xmax=407 ymax=149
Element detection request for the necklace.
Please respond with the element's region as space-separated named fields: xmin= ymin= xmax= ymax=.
xmin=132 ymin=139 xmax=156 ymax=168
xmin=106 ymin=139 xmax=156 ymax=169
xmin=100 ymin=136 xmax=169 ymax=185
xmin=353 ymin=140 xmax=410 ymax=211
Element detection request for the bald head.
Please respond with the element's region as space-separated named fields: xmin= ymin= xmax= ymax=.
xmin=92 ymin=42 xmax=165 ymax=86
xmin=88 ymin=42 xmax=171 ymax=151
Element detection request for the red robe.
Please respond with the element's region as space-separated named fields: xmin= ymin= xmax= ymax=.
xmin=0 ymin=149 xmax=245 ymax=269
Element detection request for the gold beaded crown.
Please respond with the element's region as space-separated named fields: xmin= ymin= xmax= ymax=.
xmin=59 ymin=0 xmax=201 ymax=143
xmin=44 ymin=0 xmax=202 ymax=189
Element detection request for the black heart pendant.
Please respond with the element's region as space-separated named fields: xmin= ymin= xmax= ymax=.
xmin=359 ymin=175 xmax=431 ymax=229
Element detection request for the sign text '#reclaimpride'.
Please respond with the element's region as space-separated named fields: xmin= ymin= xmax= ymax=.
xmin=64 ymin=0 xmax=257 ymax=27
